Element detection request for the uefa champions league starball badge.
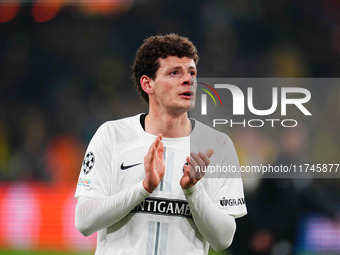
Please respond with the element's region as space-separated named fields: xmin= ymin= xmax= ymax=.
xmin=82 ymin=151 xmax=95 ymax=175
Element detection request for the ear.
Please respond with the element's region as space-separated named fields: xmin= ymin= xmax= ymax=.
xmin=140 ymin=75 xmax=154 ymax=95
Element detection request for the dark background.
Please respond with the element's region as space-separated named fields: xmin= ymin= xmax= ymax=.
xmin=1 ymin=0 xmax=340 ymax=254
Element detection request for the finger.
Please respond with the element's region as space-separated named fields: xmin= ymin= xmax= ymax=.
xmin=156 ymin=141 xmax=165 ymax=178
xmin=186 ymin=155 xmax=198 ymax=172
xmin=187 ymin=157 xmax=202 ymax=179
xmin=187 ymin=155 xmax=204 ymax=179
xmin=156 ymin=141 xmax=164 ymax=158
xmin=205 ymin=148 xmax=214 ymax=158
xmin=190 ymin=152 xmax=205 ymax=169
xmin=144 ymin=145 xmax=155 ymax=169
xmin=193 ymin=165 xmax=204 ymax=179
xmin=185 ymin=157 xmax=195 ymax=179
xmin=146 ymin=134 xmax=162 ymax=161
xmin=197 ymin=169 xmax=206 ymax=179
xmin=197 ymin=151 xmax=210 ymax=166
xmin=146 ymin=135 xmax=160 ymax=162
xmin=183 ymin=163 xmax=190 ymax=175
xmin=180 ymin=165 xmax=192 ymax=188
xmin=153 ymin=134 xmax=161 ymax=149
xmin=188 ymin=154 xmax=208 ymax=179
xmin=182 ymin=162 xmax=189 ymax=173
xmin=184 ymin=163 xmax=196 ymax=180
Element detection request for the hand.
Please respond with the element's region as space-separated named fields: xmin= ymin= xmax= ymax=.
xmin=143 ymin=134 xmax=165 ymax=193
xmin=180 ymin=149 xmax=214 ymax=189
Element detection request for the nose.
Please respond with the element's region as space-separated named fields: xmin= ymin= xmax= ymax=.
xmin=182 ymin=73 xmax=196 ymax=86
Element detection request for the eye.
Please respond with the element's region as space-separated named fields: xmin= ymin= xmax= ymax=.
xmin=170 ymin=70 xmax=179 ymax=76
xmin=190 ymin=71 xmax=196 ymax=76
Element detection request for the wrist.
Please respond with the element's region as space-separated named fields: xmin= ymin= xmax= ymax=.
xmin=142 ymin=180 xmax=154 ymax=193
xmin=183 ymin=181 xmax=202 ymax=195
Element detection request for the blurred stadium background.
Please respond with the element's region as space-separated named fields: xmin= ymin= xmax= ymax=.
xmin=1 ymin=0 xmax=340 ymax=254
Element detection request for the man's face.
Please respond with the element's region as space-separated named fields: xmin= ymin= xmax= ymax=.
xmin=149 ymin=56 xmax=197 ymax=115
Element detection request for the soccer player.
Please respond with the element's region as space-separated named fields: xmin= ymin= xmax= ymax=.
xmin=75 ymin=34 xmax=247 ymax=254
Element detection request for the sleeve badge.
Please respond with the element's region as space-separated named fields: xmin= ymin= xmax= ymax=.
xmin=82 ymin=151 xmax=95 ymax=175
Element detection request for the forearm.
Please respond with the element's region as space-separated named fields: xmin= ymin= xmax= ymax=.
xmin=183 ymin=182 xmax=236 ymax=251
xmin=75 ymin=181 xmax=150 ymax=236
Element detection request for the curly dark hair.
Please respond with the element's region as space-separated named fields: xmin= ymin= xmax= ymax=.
xmin=132 ymin=34 xmax=199 ymax=105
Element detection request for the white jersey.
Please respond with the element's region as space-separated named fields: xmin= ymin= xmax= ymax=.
xmin=75 ymin=114 xmax=247 ymax=255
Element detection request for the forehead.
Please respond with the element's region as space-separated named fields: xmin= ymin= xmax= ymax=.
xmin=157 ymin=56 xmax=196 ymax=70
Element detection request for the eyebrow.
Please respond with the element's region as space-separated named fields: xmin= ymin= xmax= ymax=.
xmin=166 ymin=65 xmax=197 ymax=71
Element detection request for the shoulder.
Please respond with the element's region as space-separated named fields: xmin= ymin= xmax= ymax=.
xmin=98 ymin=114 xmax=143 ymax=135
xmin=91 ymin=114 xmax=144 ymax=145
xmin=101 ymin=114 xmax=142 ymax=130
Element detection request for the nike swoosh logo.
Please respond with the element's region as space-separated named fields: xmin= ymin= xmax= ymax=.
xmin=120 ymin=162 xmax=142 ymax=170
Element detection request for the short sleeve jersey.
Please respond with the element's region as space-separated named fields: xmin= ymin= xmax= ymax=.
xmin=75 ymin=114 xmax=247 ymax=255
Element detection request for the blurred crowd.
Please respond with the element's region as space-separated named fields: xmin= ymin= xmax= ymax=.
xmin=1 ymin=0 xmax=340 ymax=254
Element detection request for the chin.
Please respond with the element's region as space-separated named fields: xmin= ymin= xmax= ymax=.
xmin=189 ymin=100 xmax=196 ymax=110
xmin=181 ymin=102 xmax=194 ymax=113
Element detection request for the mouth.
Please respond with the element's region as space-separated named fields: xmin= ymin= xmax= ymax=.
xmin=179 ymin=91 xmax=194 ymax=99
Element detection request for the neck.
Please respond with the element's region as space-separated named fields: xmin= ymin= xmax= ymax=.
xmin=145 ymin=110 xmax=191 ymax=138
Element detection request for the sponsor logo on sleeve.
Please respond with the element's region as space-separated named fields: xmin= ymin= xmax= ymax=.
xmin=220 ymin=197 xmax=245 ymax=206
